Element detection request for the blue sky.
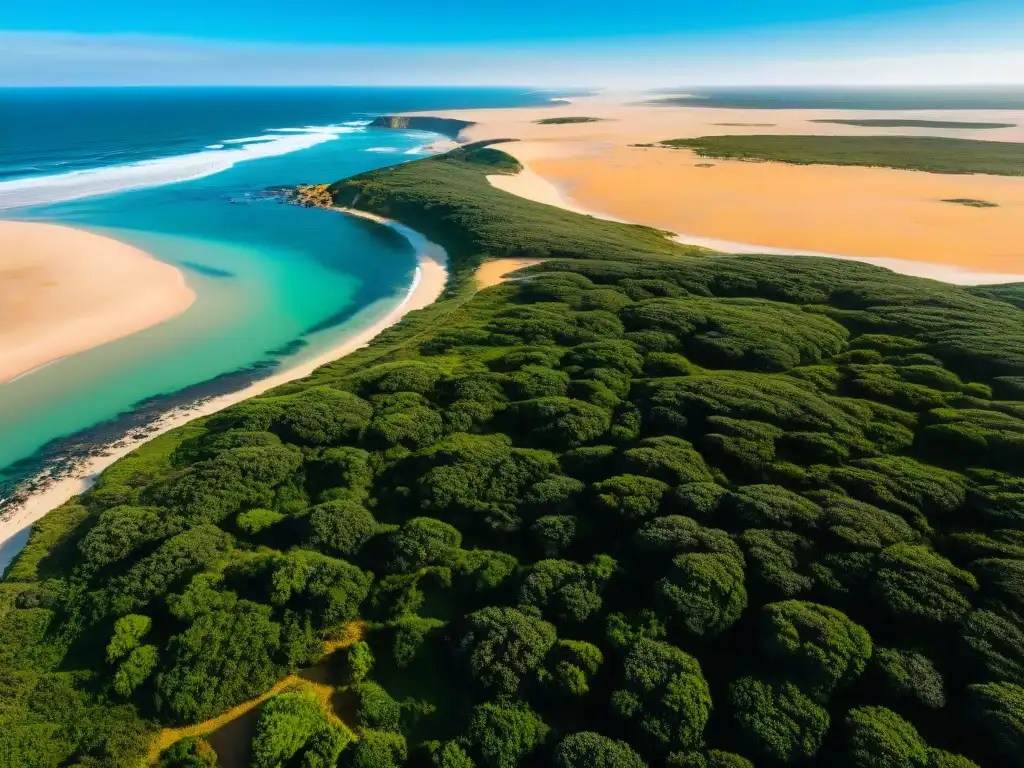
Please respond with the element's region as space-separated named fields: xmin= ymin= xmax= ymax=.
xmin=1 ymin=0 xmax=1022 ymax=85
xmin=0 ymin=0 xmax=978 ymax=44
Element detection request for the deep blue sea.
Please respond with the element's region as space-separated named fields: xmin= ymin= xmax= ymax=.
xmin=0 ymin=87 xmax=551 ymax=571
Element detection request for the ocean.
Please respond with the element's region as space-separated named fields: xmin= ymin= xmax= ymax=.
xmin=0 ymin=86 xmax=551 ymax=571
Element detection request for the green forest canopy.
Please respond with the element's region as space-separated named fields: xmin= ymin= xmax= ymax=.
xmin=657 ymin=135 xmax=1024 ymax=175
xmin=809 ymin=120 xmax=1016 ymax=130
xmin=533 ymin=117 xmax=605 ymax=125
xmin=2 ymin=143 xmax=1024 ymax=767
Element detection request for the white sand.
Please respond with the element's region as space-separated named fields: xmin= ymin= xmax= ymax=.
xmin=0 ymin=210 xmax=448 ymax=552
xmin=0 ymin=221 xmax=196 ymax=383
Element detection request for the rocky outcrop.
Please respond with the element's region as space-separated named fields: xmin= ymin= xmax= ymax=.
xmin=369 ymin=116 xmax=475 ymax=139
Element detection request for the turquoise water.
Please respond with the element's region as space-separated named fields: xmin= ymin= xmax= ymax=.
xmin=0 ymin=88 xmax=546 ymax=536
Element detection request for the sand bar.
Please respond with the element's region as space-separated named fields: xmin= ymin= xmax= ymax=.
xmin=401 ymin=93 xmax=1024 ymax=278
xmin=0 ymin=211 xmax=448 ymax=553
xmin=0 ymin=221 xmax=197 ymax=384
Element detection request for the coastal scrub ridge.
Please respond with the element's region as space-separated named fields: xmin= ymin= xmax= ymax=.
xmin=657 ymin=135 xmax=1024 ymax=175
xmin=2 ymin=142 xmax=1024 ymax=767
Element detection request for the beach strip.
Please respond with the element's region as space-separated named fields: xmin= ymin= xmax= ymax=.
xmin=0 ymin=212 xmax=448 ymax=552
xmin=0 ymin=221 xmax=197 ymax=384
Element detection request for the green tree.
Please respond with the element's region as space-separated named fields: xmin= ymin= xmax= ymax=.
xmin=155 ymin=600 xmax=283 ymax=723
xmin=667 ymin=751 xmax=753 ymax=768
xmin=106 ymin=614 xmax=152 ymax=663
xmin=505 ymin=396 xmax=612 ymax=449
xmin=349 ymin=729 xmax=408 ymax=768
xmin=531 ymin=516 xmax=578 ymax=557
xmin=761 ymin=600 xmax=872 ymax=699
xmin=301 ymin=724 xmax=354 ymax=768
xmin=729 ymin=677 xmax=829 ymax=762
xmin=595 ymin=475 xmax=669 ymax=523
xmin=621 ymin=436 xmax=714 ymax=484
xmin=237 ymin=508 xmax=287 ymax=535
xmin=113 ymin=644 xmax=158 ymax=697
xmin=355 ymin=682 xmax=402 ymax=733
xmin=961 ymin=607 xmax=1024 ymax=681
xmin=874 ymin=648 xmax=946 ymax=708
xmin=727 ymin=485 xmax=823 ymax=531
xmin=873 ymin=545 xmax=977 ymax=623
xmin=966 ymin=681 xmax=1024 ymax=761
xmin=309 ymin=500 xmax=379 ymax=557
xmin=77 ymin=505 xmax=165 ymax=576
xmin=390 ymin=517 xmax=462 ymax=572
xmin=613 ymin=638 xmax=711 ymax=751
xmin=554 ymin=732 xmax=646 ymax=767
xmin=519 ymin=556 xmax=614 ymax=623
xmin=159 ymin=737 xmax=220 ymax=767
xmin=461 ymin=607 xmax=557 ymax=694
xmin=658 ymin=552 xmax=747 ymax=637
xmin=467 ymin=700 xmax=549 ymax=768
xmin=432 ymin=741 xmax=475 ymax=768
xmin=845 ymin=706 xmax=928 ymax=768
xmin=926 ymin=749 xmax=980 ymax=768
xmin=251 ymin=691 xmax=331 ymax=768
xmin=345 ymin=641 xmax=375 ymax=683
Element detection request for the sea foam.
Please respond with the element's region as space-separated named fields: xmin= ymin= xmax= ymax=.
xmin=0 ymin=125 xmax=362 ymax=210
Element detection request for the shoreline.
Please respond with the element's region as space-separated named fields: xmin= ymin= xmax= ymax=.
xmin=486 ymin=158 xmax=1024 ymax=285
xmin=395 ymin=94 xmax=1024 ymax=280
xmin=0 ymin=221 xmax=197 ymax=384
xmin=0 ymin=210 xmax=448 ymax=556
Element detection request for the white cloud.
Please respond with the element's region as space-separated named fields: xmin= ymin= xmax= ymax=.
xmin=0 ymin=30 xmax=1021 ymax=87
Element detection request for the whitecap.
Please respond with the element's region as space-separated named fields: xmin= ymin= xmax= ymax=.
xmin=365 ymin=147 xmax=401 ymax=153
xmin=0 ymin=124 xmax=365 ymax=210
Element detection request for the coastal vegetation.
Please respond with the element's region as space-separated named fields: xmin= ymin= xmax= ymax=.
xmin=2 ymin=142 xmax=1024 ymax=767
xmin=370 ymin=117 xmax=474 ymax=139
xmin=810 ymin=119 xmax=1016 ymax=129
xmin=657 ymin=135 xmax=1024 ymax=175
xmin=942 ymin=198 xmax=1000 ymax=208
xmin=534 ymin=117 xmax=605 ymax=125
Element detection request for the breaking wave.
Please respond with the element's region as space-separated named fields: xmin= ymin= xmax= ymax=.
xmin=0 ymin=125 xmax=363 ymax=210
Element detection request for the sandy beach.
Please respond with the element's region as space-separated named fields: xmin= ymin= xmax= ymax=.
xmin=403 ymin=93 xmax=1024 ymax=279
xmin=0 ymin=210 xmax=448 ymax=553
xmin=0 ymin=221 xmax=196 ymax=384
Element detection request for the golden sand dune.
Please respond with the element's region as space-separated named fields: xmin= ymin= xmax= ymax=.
xmin=402 ymin=94 xmax=1024 ymax=279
